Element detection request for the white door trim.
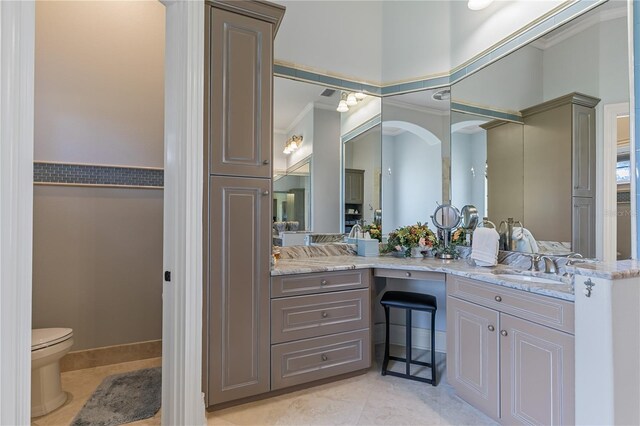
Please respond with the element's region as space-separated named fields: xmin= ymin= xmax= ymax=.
xmin=0 ymin=1 xmax=35 ymax=424
xmin=602 ymin=103 xmax=629 ymax=262
xmin=161 ymin=1 xmax=205 ymax=425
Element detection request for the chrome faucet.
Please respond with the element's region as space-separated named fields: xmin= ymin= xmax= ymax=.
xmin=527 ymin=254 xmax=542 ymax=272
xmin=540 ymin=256 xmax=557 ymax=274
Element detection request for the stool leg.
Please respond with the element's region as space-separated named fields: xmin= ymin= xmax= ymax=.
xmin=431 ymin=309 xmax=436 ymax=385
xmin=406 ymin=309 xmax=412 ymax=376
xmin=382 ymin=305 xmax=390 ymax=375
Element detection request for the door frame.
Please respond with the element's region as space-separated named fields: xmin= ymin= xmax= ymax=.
xmin=602 ymin=103 xmax=630 ymax=262
xmin=0 ymin=1 xmax=205 ymax=424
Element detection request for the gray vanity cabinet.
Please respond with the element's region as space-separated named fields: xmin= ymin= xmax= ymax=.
xmin=208 ymin=176 xmax=272 ymax=404
xmin=500 ymin=313 xmax=575 ymax=426
xmin=209 ymin=5 xmax=274 ymax=179
xmin=572 ymin=197 xmax=596 ymax=257
xmin=204 ymin=0 xmax=285 ymax=408
xmin=447 ymin=297 xmax=500 ymax=420
xmin=572 ymin=104 xmax=596 ymax=198
xmin=447 ymin=275 xmax=575 ymax=425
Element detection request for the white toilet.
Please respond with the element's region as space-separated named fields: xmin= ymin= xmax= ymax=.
xmin=31 ymin=328 xmax=74 ymax=417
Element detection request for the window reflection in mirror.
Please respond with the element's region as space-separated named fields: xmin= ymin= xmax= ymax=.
xmin=381 ymin=88 xmax=450 ymax=234
xmin=450 ymin=0 xmax=629 ymax=259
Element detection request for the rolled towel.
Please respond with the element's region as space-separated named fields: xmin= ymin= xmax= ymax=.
xmin=512 ymin=227 xmax=539 ymax=253
xmin=471 ymin=227 xmax=500 ymax=267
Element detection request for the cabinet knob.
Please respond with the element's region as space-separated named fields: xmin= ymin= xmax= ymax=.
xmin=500 ymin=330 xmax=508 ymax=337
xmin=321 ymin=311 xmax=328 ymax=318
xmin=262 ymin=190 xmax=270 ymax=196
xmin=405 ymin=272 xmax=412 ymax=277
xmin=495 ymin=295 xmax=502 ymax=302
xmin=320 ymin=279 xmax=328 ymax=286
xmin=263 ymin=159 xmax=270 ymax=165
xmin=488 ymin=325 xmax=495 ymax=332
xmin=321 ymin=354 xmax=328 ymax=361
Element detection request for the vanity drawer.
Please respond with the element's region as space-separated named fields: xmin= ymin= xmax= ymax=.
xmin=271 ymin=289 xmax=370 ymax=344
xmin=271 ymin=329 xmax=370 ymax=390
xmin=374 ymin=268 xmax=445 ymax=282
xmin=271 ymin=270 xmax=369 ymax=298
xmin=447 ymin=275 xmax=575 ymax=334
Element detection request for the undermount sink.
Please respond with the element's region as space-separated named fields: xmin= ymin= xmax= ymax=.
xmin=492 ymin=273 xmax=565 ymax=285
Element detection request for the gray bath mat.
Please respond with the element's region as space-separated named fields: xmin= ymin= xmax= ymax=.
xmin=71 ymin=367 xmax=161 ymax=426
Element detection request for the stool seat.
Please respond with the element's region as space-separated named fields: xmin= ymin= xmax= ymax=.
xmin=380 ymin=291 xmax=437 ymax=311
xmin=380 ymin=290 xmax=437 ymax=386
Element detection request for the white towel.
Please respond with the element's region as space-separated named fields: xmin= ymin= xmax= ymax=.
xmin=471 ymin=228 xmax=500 ymax=266
xmin=512 ymin=227 xmax=539 ymax=253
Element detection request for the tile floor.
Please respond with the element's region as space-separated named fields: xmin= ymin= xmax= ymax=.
xmin=32 ymin=346 xmax=496 ymax=426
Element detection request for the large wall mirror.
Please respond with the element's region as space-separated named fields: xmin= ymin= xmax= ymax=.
xmin=450 ymin=0 xmax=630 ymax=260
xmin=381 ymin=89 xmax=451 ymax=234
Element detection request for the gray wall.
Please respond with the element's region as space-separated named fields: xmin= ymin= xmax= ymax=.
xmin=33 ymin=1 xmax=165 ymax=350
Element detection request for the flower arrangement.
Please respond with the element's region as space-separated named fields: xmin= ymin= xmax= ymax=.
xmin=362 ymin=223 xmax=382 ymax=241
xmin=382 ymin=222 xmax=437 ymax=257
xmin=451 ymin=228 xmax=467 ymax=246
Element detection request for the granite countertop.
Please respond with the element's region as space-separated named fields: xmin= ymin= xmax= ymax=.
xmin=273 ymin=254 xmax=576 ymax=301
xmin=567 ymin=259 xmax=640 ymax=280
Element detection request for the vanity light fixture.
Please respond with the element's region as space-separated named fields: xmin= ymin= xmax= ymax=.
xmin=336 ymin=91 xmax=367 ymax=112
xmin=337 ymin=92 xmax=349 ymax=112
xmin=283 ymin=135 xmax=303 ymax=155
xmin=467 ymin=0 xmax=493 ymax=10
xmin=432 ymin=88 xmax=451 ymax=101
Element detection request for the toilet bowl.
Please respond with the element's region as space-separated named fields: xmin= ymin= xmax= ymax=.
xmin=31 ymin=328 xmax=73 ymax=417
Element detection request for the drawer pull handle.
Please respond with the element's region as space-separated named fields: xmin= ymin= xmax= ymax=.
xmin=500 ymin=330 xmax=508 ymax=337
xmin=320 ymin=279 xmax=328 ymax=286
xmin=321 ymin=311 xmax=328 ymax=318
xmin=405 ymin=272 xmax=412 ymax=277
xmin=495 ymin=295 xmax=502 ymax=302
xmin=488 ymin=325 xmax=495 ymax=332
xmin=263 ymin=159 xmax=270 ymax=165
xmin=321 ymin=354 xmax=328 ymax=361
xmin=262 ymin=190 xmax=270 ymax=196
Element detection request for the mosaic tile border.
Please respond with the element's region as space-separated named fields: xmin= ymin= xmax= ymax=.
xmin=274 ymin=0 xmax=606 ymax=97
xmin=33 ymin=162 xmax=164 ymax=188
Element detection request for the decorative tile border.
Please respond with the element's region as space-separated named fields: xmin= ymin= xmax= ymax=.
xmin=33 ymin=162 xmax=164 ymax=188
xmin=274 ymin=0 xmax=606 ymax=97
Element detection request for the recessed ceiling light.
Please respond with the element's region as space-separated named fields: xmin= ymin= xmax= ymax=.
xmin=468 ymin=0 xmax=493 ymax=11
xmin=432 ymin=89 xmax=451 ymax=101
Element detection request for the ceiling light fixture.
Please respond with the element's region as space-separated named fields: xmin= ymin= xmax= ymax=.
xmin=336 ymin=91 xmax=366 ymax=113
xmin=283 ymin=135 xmax=303 ymax=155
xmin=467 ymin=0 xmax=493 ymax=11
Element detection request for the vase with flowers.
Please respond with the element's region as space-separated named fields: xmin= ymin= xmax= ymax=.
xmin=362 ymin=223 xmax=382 ymax=241
xmin=382 ymin=222 xmax=437 ymax=258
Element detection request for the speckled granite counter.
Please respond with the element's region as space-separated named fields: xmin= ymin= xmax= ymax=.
xmin=567 ymin=259 xmax=640 ymax=280
xmin=272 ymin=254 xmax=576 ymax=301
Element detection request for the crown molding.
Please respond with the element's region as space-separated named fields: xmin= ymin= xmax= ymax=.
xmin=383 ymin=98 xmax=449 ymax=117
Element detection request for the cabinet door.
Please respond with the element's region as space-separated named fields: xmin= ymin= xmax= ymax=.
xmin=572 ymin=196 xmax=595 ymax=258
xmin=446 ymin=296 xmax=500 ymax=421
xmin=572 ymin=104 xmax=596 ymax=197
xmin=210 ymin=8 xmax=272 ymax=178
xmin=208 ymin=176 xmax=271 ymax=404
xmin=500 ymin=313 xmax=574 ymax=426
xmin=344 ymin=169 xmax=364 ymax=204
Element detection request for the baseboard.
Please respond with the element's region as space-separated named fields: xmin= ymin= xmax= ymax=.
xmin=374 ymin=324 xmax=447 ymax=353
xmin=60 ymin=339 xmax=162 ymax=372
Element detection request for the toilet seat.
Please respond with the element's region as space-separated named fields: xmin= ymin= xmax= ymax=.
xmin=32 ymin=328 xmax=73 ymax=351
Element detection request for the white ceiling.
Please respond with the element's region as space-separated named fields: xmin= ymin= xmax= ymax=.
xmin=274 ymin=77 xmax=338 ymax=132
xmin=273 ymin=0 xmax=567 ymax=85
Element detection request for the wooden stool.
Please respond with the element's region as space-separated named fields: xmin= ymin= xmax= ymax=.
xmin=380 ymin=290 xmax=437 ymax=385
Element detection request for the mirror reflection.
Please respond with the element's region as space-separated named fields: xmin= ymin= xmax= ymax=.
xmin=382 ymin=88 xmax=451 ymax=234
xmin=450 ymin=0 xmax=629 ymax=259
